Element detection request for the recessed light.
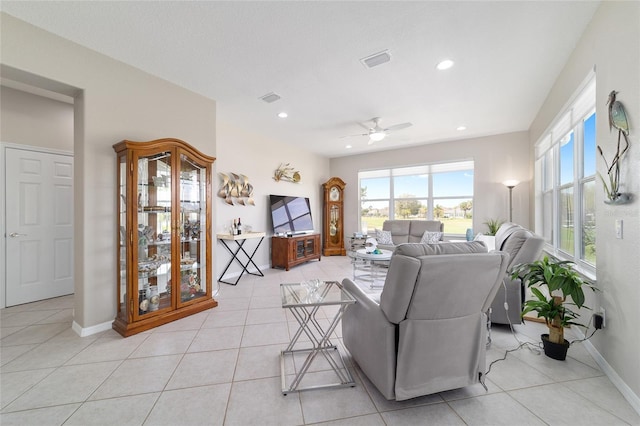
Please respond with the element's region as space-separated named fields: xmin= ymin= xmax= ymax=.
xmin=436 ymin=59 xmax=454 ymax=70
xmin=278 ymin=112 xmax=288 ymax=118
xmin=456 ymin=126 xmax=466 ymax=131
xmin=345 ymin=145 xmax=352 ymax=149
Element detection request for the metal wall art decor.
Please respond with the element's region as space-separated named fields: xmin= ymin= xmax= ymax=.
xmin=598 ymin=90 xmax=632 ymax=205
xmin=273 ymin=163 xmax=301 ymax=183
xmin=218 ymin=172 xmax=255 ymax=205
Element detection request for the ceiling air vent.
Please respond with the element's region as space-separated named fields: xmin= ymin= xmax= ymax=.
xmin=259 ymin=92 xmax=281 ymax=103
xmin=360 ymin=50 xmax=391 ymax=69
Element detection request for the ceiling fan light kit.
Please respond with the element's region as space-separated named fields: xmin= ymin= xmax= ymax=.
xmin=342 ymin=117 xmax=412 ymax=146
xmin=369 ymin=132 xmax=386 ymax=142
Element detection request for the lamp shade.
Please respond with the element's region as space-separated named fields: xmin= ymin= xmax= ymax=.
xmin=503 ymin=179 xmax=519 ymax=188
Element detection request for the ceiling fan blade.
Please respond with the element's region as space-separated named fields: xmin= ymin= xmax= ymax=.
xmin=384 ymin=122 xmax=412 ymax=133
xmin=340 ymin=132 xmax=369 ymax=139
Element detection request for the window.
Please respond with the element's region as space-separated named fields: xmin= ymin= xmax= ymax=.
xmin=535 ymin=76 xmax=596 ymax=272
xmin=359 ymin=161 xmax=474 ymax=235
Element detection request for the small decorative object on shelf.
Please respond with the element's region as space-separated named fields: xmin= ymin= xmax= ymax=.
xmin=113 ymin=138 xmax=217 ymax=337
xmin=465 ymin=228 xmax=474 ymax=241
xmin=148 ymin=286 xmax=159 ymax=311
xmin=273 ymin=163 xmax=301 ymax=183
xmin=599 ymin=90 xmax=632 ymax=205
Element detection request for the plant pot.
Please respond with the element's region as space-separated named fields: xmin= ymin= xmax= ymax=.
xmin=541 ymin=334 xmax=570 ymax=360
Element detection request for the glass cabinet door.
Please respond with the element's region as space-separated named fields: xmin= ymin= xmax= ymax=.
xmin=177 ymin=152 xmax=208 ymax=304
xmin=117 ymin=154 xmax=128 ymax=319
xmin=136 ymin=149 xmax=173 ymax=318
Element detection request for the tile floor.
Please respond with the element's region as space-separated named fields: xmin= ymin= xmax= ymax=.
xmin=1 ymin=255 xmax=639 ymax=425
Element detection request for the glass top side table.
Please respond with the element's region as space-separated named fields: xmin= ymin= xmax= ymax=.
xmin=280 ymin=280 xmax=356 ymax=394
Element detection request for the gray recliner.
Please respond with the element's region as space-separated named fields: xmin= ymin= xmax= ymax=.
xmin=342 ymin=242 xmax=509 ymax=400
xmin=489 ymin=223 xmax=545 ymax=325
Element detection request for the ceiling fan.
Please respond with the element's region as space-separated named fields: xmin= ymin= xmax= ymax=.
xmin=343 ymin=117 xmax=413 ymax=144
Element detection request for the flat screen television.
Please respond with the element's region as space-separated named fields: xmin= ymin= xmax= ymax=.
xmin=269 ymin=195 xmax=315 ymax=235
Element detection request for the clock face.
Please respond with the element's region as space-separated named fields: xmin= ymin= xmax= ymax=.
xmin=329 ymin=186 xmax=340 ymax=201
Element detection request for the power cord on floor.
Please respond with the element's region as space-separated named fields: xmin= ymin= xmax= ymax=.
xmin=485 ymin=341 xmax=543 ymax=376
xmin=485 ymin=279 xmax=541 ymax=378
xmin=569 ymin=314 xmax=599 ymax=346
xmin=486 ymin=280 xmax=600 ymax=378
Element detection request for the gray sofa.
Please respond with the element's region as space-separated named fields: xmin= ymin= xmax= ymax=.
xmin=489 ymin=222 xmax=545 ymax=325
xmin=376 ymin=220 xmax=444 ymax=251
xmin=342 ymin=242 xmax=509 ymax=400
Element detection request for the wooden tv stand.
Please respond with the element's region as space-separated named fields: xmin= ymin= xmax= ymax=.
xmin=271 ymin=234 xmax=321 ymax=271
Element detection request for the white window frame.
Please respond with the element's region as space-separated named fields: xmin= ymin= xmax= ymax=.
xmin=534 ymin=74 xmax=596 ymax=277
xmin=358 ymin=160 xmax=474 ymax=236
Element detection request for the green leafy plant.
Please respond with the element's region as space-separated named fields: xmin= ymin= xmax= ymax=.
xmin=511 ymin=256 xmax=597 ymax=345
xmin=483 ymin=218 xmax=504 ymax=236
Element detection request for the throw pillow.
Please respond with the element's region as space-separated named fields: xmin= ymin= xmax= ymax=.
xmin=420 ymin=231 xmax=443 ymax=244
xmin=375 ymin=229 xmax=393 ymax=245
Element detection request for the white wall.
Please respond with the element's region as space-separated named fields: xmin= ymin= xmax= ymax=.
xmin=329 ymin=132 xmax=531 ymax=237
xmin=1 ymin=13 xmax=217 ymax=333
xmin=1 ymin=86 xmax=73 ymax=150
xmin=215 ymin=121 xmax=330 ymax=280
xmin=529 ymin=1 xmax=640 ymax=408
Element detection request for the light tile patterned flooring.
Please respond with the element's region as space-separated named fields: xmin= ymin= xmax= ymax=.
xmin=1 ymin=255 xmax=639 ymax=425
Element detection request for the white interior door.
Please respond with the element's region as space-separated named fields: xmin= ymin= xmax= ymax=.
xmin=5 ymin=147 xmax=74 ymax=306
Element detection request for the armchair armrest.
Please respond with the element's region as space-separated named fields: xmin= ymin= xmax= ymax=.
xmin=341 ymin=278 xmax=398 ymax=400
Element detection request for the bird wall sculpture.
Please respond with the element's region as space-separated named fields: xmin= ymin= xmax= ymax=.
xmin=598 ymin=90 xmax=631 ymax=204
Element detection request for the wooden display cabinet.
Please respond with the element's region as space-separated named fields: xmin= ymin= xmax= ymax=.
xmin=271 ymin=234 xmax=321 ymax=271
xmin=113 ymin=138 xmax=217 ymax=337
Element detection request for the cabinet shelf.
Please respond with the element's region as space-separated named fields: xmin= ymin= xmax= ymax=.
xmin=113 ymin=138 xmax=217 ymax=337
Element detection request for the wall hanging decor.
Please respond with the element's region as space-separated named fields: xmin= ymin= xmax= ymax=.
xmin=598 ymin=90 xmax=632 ymax=205
xmin=273 ymin=163 xmax=301 ymax=183
xmin=218 ymin=172 xmax=255 ymax=205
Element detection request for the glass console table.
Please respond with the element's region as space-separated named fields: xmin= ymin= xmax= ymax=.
xmin=280 ymin=280 xmax=356 ymax=394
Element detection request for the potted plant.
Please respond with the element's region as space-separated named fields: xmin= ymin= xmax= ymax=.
xmin=483 ymin=218 xmax=504 ymax=236
xmin=511 ymin=256 xmax=597 ymax=360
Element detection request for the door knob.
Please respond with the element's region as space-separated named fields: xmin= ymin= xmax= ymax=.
xmin=9 ymin=232 xmax=28 ymax=237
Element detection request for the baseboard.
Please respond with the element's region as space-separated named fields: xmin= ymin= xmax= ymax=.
xmin=576 ymin=329 xmax=640 ymax=416
xmin=72 ymin=320 xmax=113 ymax=337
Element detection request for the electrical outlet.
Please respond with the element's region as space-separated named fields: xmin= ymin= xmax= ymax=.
xmin=593 ymin=313 xmax=603 ymax=329
xmin=615 ymin=219 xmax=623 ymax=239
xmin=601 ymin=307 xmax=606 ymax=328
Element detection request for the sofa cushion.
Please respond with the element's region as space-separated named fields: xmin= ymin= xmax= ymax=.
xmin=375 ymin=229 xmax=394 ymax=245
xmin=407 ymin=220 xmax=444 ymax=243
xmin=382 ymin=221 xmax=411 ymax=245
xmin=394 ymin=241 xmax=488 ymax=257
xmin=420 ymin=231 xmax=443 ymax=244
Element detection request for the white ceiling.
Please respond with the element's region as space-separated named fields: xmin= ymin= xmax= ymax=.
xmin=1 ymin=1 xmax=600 ymax=158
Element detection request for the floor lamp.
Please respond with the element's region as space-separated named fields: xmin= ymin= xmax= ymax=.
xmin=503 ymin=180 xmax=519 ymax=222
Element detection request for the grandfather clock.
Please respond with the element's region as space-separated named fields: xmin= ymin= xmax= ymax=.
xmin=322 ymin=177 xmax=346 ymax=256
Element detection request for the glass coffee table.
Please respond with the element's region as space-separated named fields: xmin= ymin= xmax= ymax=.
xmin=280 ymin=280 xmax=356 ymax=394
xmin=350 ymin=248 xmax=393 ymax=288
